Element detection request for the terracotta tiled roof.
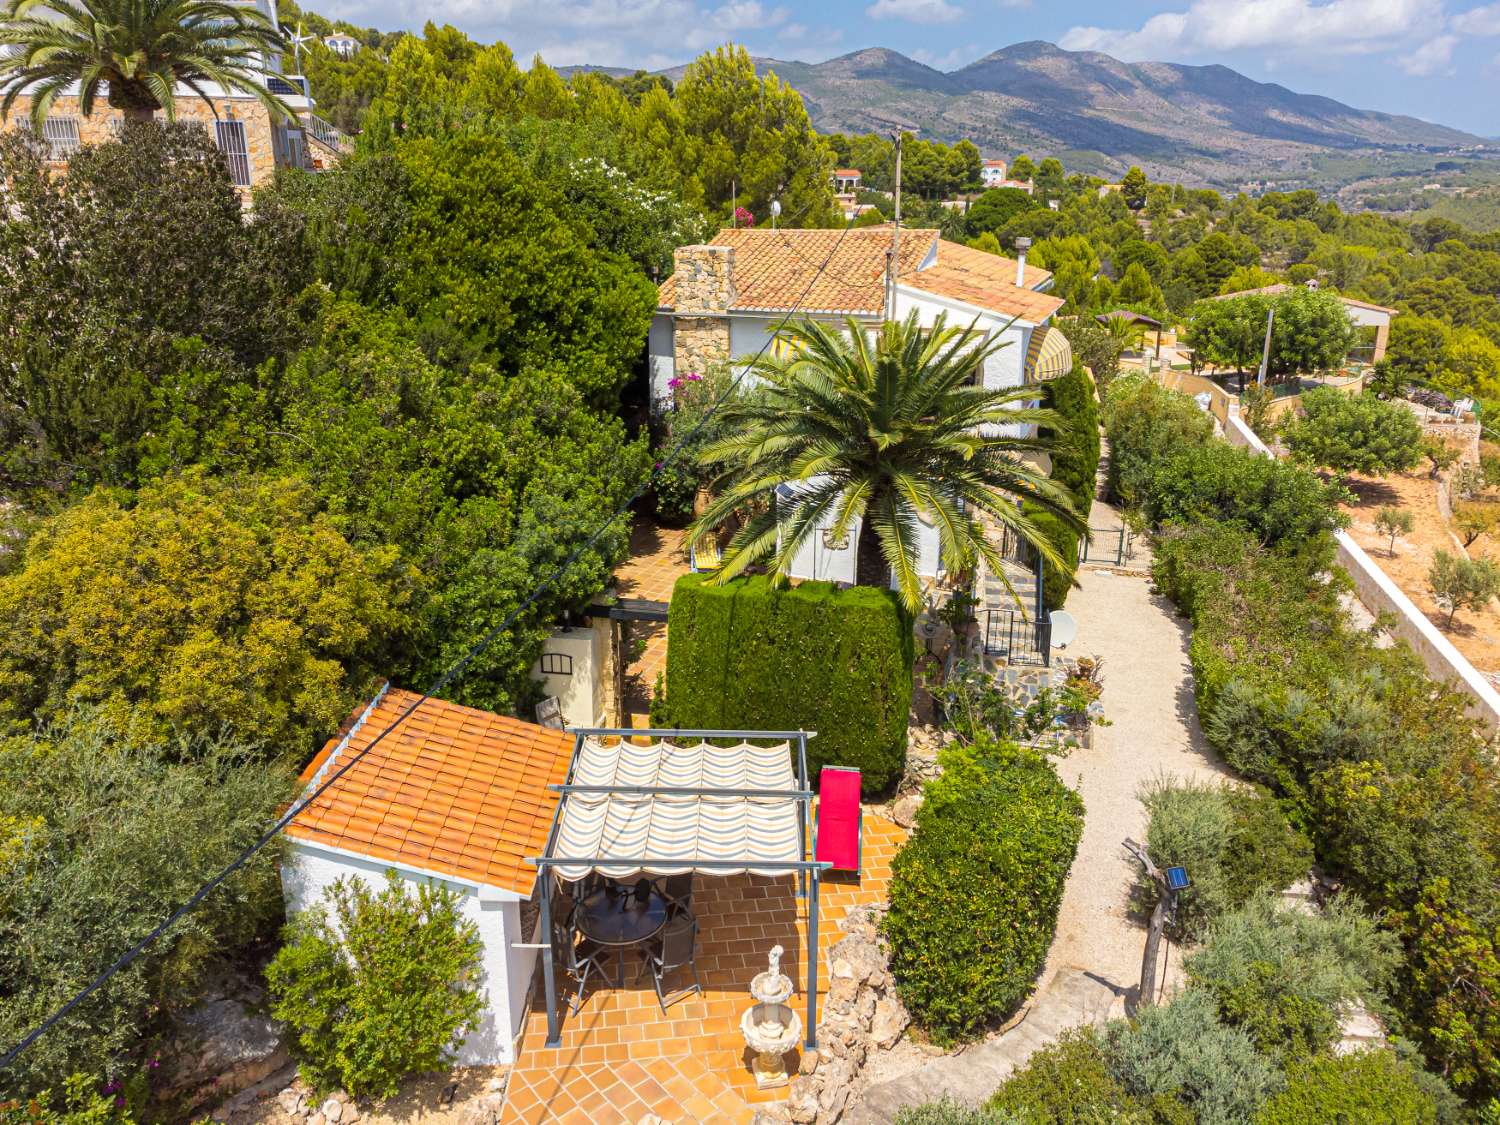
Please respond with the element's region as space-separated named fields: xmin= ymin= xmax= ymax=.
xmin=901 ymin=239 xmax=1065 ymax=324
xmin=833 ymin=168 xmax=862 ymax=177
xmin=287 ymin=687 xmax=574 ymax=896
xmin=657 ymin=227 xmax=1059 ymax=322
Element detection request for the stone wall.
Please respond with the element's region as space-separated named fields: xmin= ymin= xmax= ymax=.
xmin=671 ymin=244 xmax=735 ymax=381
xmin=2 ymin=94 xmax=290 ymax=199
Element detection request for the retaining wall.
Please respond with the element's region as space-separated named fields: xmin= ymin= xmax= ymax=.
xmin=1224 ymin=414 xmax=1500 ymax=733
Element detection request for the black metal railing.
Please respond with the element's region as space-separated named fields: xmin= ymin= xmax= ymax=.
xmin=982 ymin=608 xmax=1051 ymax=666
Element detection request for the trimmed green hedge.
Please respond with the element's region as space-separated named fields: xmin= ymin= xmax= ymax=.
xmin=885 ymin=744 xmax=1083 ymax=1045
xmin=1023 ymin=502 xmax=1080 ymax=612
xmin=1045 ymin=361 xmax=1103 ymax=516
xmin=659 ymin=573 xmax=913 ymax=793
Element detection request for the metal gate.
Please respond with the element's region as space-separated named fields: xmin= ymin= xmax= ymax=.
xmin=1080 ymin=525 xmax=1133 ymax=566
xmin=982 ymin=609 xmax=1051 ymax=666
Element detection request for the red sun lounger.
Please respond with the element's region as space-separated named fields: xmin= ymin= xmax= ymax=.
xmin=814 ymin=766 xmax=862 ymax=872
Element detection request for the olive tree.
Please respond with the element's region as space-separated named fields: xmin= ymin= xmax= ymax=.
xmin=1282 ymin=388 xmax=1423 ymax=479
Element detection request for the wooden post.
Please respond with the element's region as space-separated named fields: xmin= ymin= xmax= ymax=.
xmin=1124 ymin=838 xmax=1169 ymax=1009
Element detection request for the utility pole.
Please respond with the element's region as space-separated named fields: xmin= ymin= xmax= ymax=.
xmin=731 ymin=178 xmax=737 ymax=227
xmin=1256 ymin=306 xmax=1275 ymax=387
xmin=887 ymin=132 xmax=903 ymax=320
xmin=1123 ymin=839 xmax=1188 ymax=1009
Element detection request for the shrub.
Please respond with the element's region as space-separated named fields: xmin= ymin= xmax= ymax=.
xmin=1375 ymin=505 xmax=1414 ymax=555
xmin=1185 ymin=895 xmax=1398 ymax=1066
xmin=0 ymin=470 xmax=404 ymax=748
xmin=1022 ymin=503 xmax=1081 ymax=611
xmin=885 ymin=743 xmax=1083 ymax=1045
xmin=895 ymin=1101 xmax=1012 ymax=1125
xmin=0 ymin=711 xmax=292 ymax=1096
xmin=1281 ymin=388 xmax=1423 ymax=479
xmin=1138 ymin=778 xmax=1313 ymax=940
xmin=1105 ymin=989 xmax=1283 ymax=1125
xmin=1255 ymin=1050 xmax=1447 ymax=1125
xmin=266 ymin=871 xmax=484 ymax=1099
xmin=658 ymin=574 xmax=913 ymax=793
xmin=1101 ymin=375 xmax=1213 ymax=508
xmin=987 ymin=1028 xmax=1160 ymax=1122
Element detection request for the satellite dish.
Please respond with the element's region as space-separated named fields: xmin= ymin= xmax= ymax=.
xmin=1049 ymin=610 xmax=1078 ymax=649
xmin=770 ymin=200 xmax=782 ymax=216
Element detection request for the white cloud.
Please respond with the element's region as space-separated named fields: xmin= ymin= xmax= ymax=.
xmin=866 ymin=0 xmax=964 ymax=24
xmin=911 ymin=44 xmax=985 ymax=69
xmin=1400 ymin=32 xmax=1458 ymax=72
xmin=1060 ymin=0 xmax=1441 ymax=63
xmin=1454 ymin=2 xmax=1500 ymax=33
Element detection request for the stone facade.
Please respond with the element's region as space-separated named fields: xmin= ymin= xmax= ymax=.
xmin=2 ymin=93 xmax=299 ymax=201
xmin=672 ymin=244 xmax=735 ymax=380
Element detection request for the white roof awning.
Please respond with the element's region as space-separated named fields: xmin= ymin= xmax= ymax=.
xmin=539 ymin=730 xmax=817 ymax=882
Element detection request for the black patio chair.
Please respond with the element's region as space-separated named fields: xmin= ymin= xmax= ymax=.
xmin=656 ymin=872 xmax=695 ymax=920
xmin=552 ymin=906 xmax=605 ymax=1016
xmin=645 ymin=912 xmax=702 ymax=1014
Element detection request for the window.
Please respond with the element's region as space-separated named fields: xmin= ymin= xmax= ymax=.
xmin=213 ymin=119 xmax=251 ymax=187
xmin=540 ymin=652 xmax=574 ymax=677
xmin=34 ymin=116 xmax=80 ymax=161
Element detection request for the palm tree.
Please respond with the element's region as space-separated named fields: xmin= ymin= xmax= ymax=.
xmin=687 ymin=312 xmax=1086 ymax=614
xmin=0 ymin=0 xmax=292 ymax=128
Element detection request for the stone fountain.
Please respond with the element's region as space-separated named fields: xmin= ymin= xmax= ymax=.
xmin=740 ymin=945 xmax=801 ymax=1089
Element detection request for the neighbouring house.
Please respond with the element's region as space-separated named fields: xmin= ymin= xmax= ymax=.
xmin=0 ymin=0 xmax=351 ymax=198
xmin=322 ymin=31 xmax=361 ymax=58
xmin=1098 ymin=183 xmax=1123 ymax=200
xmin=280 ymin=685 xmax=575 ymax=1066
xmin=831 ymin=167 xmax=862 ymax=193
xmin=1210 ymin=281 xmax=1398 ymax=365
xmin=650 ymin=226 xmax=1071 ymax=584
xmin=980 ymin=158 xmax=1008 ymax=187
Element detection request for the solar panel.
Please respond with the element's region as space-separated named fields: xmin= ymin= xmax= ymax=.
xmin=1166 ymin=866 xmax=1191 ymax=891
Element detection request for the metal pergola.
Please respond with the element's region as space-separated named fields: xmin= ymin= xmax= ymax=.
xmin=528 ymin=726 xmax=828 ymax=1050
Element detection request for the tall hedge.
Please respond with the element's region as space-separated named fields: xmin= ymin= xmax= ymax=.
xmin=884 ymin=744 xmax=1083 ymax=1044
xmin=1045 ymin=361 xmax=1103 ymax=516
xmin=659 ymin=574 xmax=913 ymax=793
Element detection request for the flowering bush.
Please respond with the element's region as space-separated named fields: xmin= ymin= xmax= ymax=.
xmin=651 ymin=366 xmax=731 ymax=526
xmin=734 ymin=206 xmax=754 ymax=226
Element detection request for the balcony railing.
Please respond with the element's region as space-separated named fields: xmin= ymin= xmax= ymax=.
xmin=304 ymin=112 xmax=351 ymax=155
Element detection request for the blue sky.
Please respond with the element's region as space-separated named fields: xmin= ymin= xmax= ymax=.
xmin=313 ymin=0 xmax=1500 ymax=135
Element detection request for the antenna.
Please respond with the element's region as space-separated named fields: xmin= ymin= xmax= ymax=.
xmin=770 ymin=199 xmax=781 ymax=230
xmin=888 ymin=131 xmax=903 ymax=319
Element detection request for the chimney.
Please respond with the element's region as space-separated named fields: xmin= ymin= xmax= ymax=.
xmin=671 ymin=244 xmax=736 ymax=314
xmin=1014 ymin=237 xmax=1032 ymax=288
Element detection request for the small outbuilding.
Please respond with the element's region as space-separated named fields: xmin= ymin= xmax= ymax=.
xmin=281 ymin=684 xmax=575 ymax=1065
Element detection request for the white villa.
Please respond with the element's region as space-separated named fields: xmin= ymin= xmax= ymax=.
xmin=980 ymin=159 xmax=1008 ymax=187
xmin=650 ymin=226 xmax=1072 ymax=585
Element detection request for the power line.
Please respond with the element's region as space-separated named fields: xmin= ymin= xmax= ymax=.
xmin=0 ymin=211 xmax=861 ymax=1076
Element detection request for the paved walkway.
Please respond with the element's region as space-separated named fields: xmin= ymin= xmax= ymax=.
xmin=612 ymin=521 xmax=692 ymax=719
xmin=853 ymin=502 xmax=1226 ymax=1120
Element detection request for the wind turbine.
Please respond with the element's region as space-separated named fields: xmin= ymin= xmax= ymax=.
xmin=285 ymin=22 xmax=315 ymax=73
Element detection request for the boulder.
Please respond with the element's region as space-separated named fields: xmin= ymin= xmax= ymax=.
xmin=787 ymin=1076 xmax=821 ymax=1123
xmin=309 ymin=1114 xmax=325 ymax=1125
xmin=891 ymin=795 xmax=922 ymax=829
xmin=321 ymin=1098 xmax=342 ymax=1123
xmin=752 ymin=1108 xmax=791 ymax=1125
xmin=276 ymin=1088 xmax=301 ymax=1116
xmin=166 ymin=998 xmax=289 ymax=1105
xmin=870 ymin=996 xmax=909 ymax=1050
xmin=799 ymin=1048 xmax=820 ymax=1076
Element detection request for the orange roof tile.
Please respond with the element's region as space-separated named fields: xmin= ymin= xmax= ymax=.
xmin=1210 ymin=282 xmax=1397 ymax=316
xmin=287 ymin=687 xmax=574 ymax=896
xmin=657 ymin=227 xmax=1058 ymax=322
xmin=833 ymin=168 xmax=862 ymax=177
xmin=901 ymin=239 xmax=1065 ymax=323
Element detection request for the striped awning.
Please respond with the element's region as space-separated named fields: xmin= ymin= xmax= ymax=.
xmin=548 ymin=736 xmax=805 ymax=881
xmin=1025 ymin=326 xmax=1074 ymax=384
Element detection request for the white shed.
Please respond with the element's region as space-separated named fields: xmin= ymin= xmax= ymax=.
xmin=281 ymin=685 xmax=575 ymax=1065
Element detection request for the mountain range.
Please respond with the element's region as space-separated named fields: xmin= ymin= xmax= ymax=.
xmin=591 ymin=42 xmax=1492 ymax=193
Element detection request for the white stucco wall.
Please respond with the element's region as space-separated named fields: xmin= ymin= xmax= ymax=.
xmin=281 ymin=842 xmax=534 ymax=1066
xmin=648 ymin=314 xmax=675 ymax=404
xmin=892 ymin=287 xmax=1030 ymax=390
xmin=531 ymin=625 xmax=603 ymax=728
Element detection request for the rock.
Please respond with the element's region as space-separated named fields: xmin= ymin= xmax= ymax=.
xmin=799 ymin=1048 xmax=820 ymax=1075
xmin=276 ymin=1089 xmax=300 ymax=1116
xmin=309 ymin=1113 xmax=325 ymax=1125
xmin=891 ymin=795 xmax=922 ymax=829
xmin=827 ymin=959 xmax=860 ymax=1005
xmin=827 ymin=934 xmax=885 ymax=989
xmin=857 ymin=989 xmax=877 ymax=1028
xmin=342 ymin=1108 xmax=359 ymax=1125
xmin=870 ymin=996 xmax=910 ymax=1050
xmin=455 ymin=1095 xmax=503 ymax=1125
xmin=321 ymin=1098 xmax=342 ymax=1123
xmin=166 ymin=998 xmax=289 ymax=1107
xmin=439 ymin=1082 xmax=459 ymax=1108
xmin=817 ymin=1058 xmax=853 ymax=1116
xmin=487 ymin=1076 xmax=506 ymax=1093
xmin=752 ymin=1108 xmax=791 ymax=1125
xmin=787 ymin=1076 xmax=821 ymax=1123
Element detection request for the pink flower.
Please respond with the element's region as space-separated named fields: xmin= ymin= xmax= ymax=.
xmin=734 ymin=206 xmax=754 ymax=226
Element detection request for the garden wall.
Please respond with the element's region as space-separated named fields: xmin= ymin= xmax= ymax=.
xmin=1225 ymin=415 xmax=1500 ymax=733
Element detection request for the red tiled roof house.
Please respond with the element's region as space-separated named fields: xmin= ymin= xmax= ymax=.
xmin=281 ymin=685 xmax=574 ymax=1065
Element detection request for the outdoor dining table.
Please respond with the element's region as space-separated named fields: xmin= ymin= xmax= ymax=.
xmin=575 ymin=884 xmax=668 ymax=988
